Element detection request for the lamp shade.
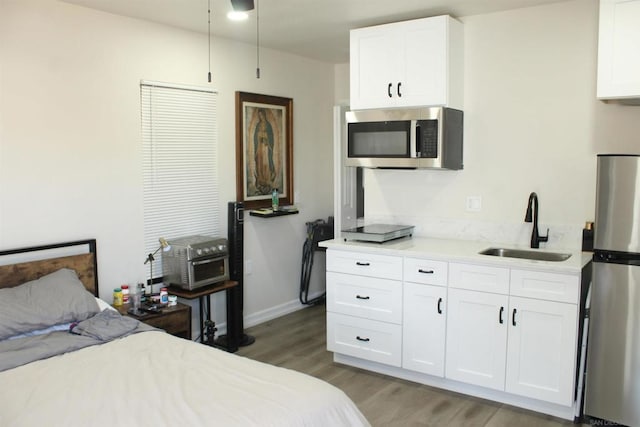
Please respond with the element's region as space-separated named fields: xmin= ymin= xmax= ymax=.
xmin=159 ymin=237 xmax=171 ymax=251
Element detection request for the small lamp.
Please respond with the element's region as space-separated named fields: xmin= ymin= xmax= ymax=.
xmin=144 ymin=237 xmax=171 ymax=296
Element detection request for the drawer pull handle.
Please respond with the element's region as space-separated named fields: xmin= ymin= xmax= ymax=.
xmin=356 ymin=336 xmax=370 ymax=342
xmin=418 ymin=269 xmax=434 ymax=274
xmin=388 ymin=83 xmax=393 ymax=98
xmin=356 ymin=295 xmax=370 ymax=300
xmin=499 ymin=306 xmax=504 ymax=324
xmin=437 ymin=297 xmax=443 ymax=314
xmin=356 ymin=262 xmax=370 ymax=266
xmin=512 ymin=308 xmax=517 ymax=326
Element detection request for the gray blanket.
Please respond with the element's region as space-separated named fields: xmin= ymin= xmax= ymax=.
xmin=0 ymin=310 xmax=156 ymax=372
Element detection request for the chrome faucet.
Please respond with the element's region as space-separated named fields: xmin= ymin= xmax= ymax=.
xmin=524 ymin=192 xmax=548 ymax=249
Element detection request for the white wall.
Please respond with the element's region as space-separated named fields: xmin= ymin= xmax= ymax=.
xmin=334 ymin=0 xmax=640 ymax=250
xmin=0 ymin=0 xmax=334 ymax=331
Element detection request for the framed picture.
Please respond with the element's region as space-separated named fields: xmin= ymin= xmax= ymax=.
xmin=235 ymin=91 xmax=294 ymax=209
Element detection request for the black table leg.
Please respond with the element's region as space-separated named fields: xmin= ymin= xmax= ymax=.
xmin=199 ymin=295 xmax=205 ymax=343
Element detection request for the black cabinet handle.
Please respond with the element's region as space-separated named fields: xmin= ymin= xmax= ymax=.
xmin=356 ymin=262 xmax=370 ymax=266
xmin=397 ymin=82 xmax=402 ymax=97
xmin=356 ymin=336 xmax=370 ymax=342
xmin=437 ymin=297 xmax=443 ymax=314
xmin=388 ymin=83 xmax=393 ymax=98
xmin=499 ymin=306 xmax=504 ymax=324
xmin=418 ymin=269 xmax=434 ymax=274
xmin=356 ymin=295 xmax=370 ymax=300
xmin=512 ymin=308 xmax=517 ymax=326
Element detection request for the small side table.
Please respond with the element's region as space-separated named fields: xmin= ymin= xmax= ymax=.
xmin=167 ymin=281 xmax=238 ymax=348
xmin=114 ymin=302 xmax=192 ymax=340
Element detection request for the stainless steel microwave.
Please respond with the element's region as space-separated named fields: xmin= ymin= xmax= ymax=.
xmin=345 ymin=107 xmax=463 ymax=169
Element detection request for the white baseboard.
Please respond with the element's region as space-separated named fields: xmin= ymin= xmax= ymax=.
xmin=189 ymin=291 xmax=324 ymax=342
xmin=244 ymin=290 xmax=325 ymax=328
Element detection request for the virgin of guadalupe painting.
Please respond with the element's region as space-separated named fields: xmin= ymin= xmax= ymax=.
xmin=248 ymin=106 xmax=282 ymax=196
xmin=235 ymin=92 xmax=293 ymax=209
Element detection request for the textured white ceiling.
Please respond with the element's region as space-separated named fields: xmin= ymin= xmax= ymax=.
xmin=61 ymin=0 xmax=569 ymax=63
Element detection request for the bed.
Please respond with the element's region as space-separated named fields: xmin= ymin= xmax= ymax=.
xmin=0 ymin=239 xmax=369 ymax=427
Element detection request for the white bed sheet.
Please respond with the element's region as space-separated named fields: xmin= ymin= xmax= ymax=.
xmin=0 ymin=331 xmax=369 ymax=427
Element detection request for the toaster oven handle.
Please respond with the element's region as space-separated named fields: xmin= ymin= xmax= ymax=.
xmin=192 ymin=258 xmax=220 ymax=266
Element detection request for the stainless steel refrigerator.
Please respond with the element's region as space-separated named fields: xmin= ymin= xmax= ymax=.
xmin=585 ymin=154 xmax=640 ymax=426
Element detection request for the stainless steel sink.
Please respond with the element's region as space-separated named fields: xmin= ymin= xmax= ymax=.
xmin=479 ymin=247 xmax=571 ymax=262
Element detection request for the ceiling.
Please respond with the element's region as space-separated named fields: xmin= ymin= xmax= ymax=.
xmin=61 ymin=0 xmax=568 ymax=63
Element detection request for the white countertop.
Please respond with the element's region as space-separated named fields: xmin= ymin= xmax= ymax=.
xmin=320 ymin=236 xmax=592 ymax=274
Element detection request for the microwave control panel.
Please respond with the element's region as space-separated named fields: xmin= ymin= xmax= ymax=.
xmin=417 ymin=119 xmax=438 ymax=158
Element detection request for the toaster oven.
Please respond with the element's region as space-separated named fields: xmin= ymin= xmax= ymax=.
xmin=162 ymin=235 xmax=229 ymax=290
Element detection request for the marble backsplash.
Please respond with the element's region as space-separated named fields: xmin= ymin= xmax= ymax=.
xmin=362 ymin=214 xmax=585 ymax=251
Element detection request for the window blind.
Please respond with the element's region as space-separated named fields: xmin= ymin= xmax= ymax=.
xmin=140 ymin=81 xmax=220 ymax=282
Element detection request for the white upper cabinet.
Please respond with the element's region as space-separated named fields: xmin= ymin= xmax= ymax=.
xmin=597 ymin=0 xmax=640 ymax=103
xmin=350 ymin=15 xmax=464 ymax=110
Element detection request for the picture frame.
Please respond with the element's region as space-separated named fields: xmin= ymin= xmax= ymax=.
xmin=235 ymin=91 xmax=294 ymax=210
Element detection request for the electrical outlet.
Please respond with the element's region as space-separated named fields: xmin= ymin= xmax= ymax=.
xmin=466 ymin=196 xmax=482 ymax=212
xmin=245 ymin=259 xmax=253 ymax=275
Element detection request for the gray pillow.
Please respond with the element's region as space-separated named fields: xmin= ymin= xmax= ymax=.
xmin=0 ymin=268 xmax=100 ymax=340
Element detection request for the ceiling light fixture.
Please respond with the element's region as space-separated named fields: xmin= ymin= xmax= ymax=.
xmin=227 ymin=10 xmax=249 ymax=21
xmin=227 ymin=0 xmax=252 ymax=21
xmin=230 ymin=0 xmax=254 ymax=11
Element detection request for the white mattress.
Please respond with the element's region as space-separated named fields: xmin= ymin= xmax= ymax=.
xmin=0 ymin=331 xmax=369 ymax=427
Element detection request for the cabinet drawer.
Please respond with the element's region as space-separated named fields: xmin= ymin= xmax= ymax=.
xmin=143 ymin=305 xmax=191 ymax=339
xmin=327 ymin=250 xmax=402 ymax=280
xmin=404 ymin=257 xmax=448 ymax=286
xmin=327 ymin=312 xmax=402 ymax=367
xmin=510 ymin=270 xmax=580 ymax=304
xmin=327 ymin=272 xmax=402 ymax=323
xmin=449 ymin=263 xmax=509 ymax=294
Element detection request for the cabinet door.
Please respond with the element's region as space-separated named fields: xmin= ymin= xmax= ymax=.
xmin=350 ymin=25 xmax=400 ymax=110
xmin=597 ymin=0 xmax=640 ymax=100
xmin=398 ymin=16 xmax=448 ymax=108
xmin=445 ymin=288 xmax=508 ymax=390
xmin=505 ymin=296 xmax=578 ymax=406
xmin=403 ymin=283 xmax=447 ymax=376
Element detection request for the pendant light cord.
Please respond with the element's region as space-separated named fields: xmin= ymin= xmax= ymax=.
xmin=256 ymin=0 xmax=260 ymax=79
xmin=208 ymin=0 xmax=212 ymax=83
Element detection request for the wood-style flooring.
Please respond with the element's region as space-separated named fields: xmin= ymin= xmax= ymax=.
xmin=236 ymin=304 xmax=589 ymax=427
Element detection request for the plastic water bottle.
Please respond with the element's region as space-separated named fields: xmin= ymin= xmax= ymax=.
xmin=272 ymin=188 xmax=279 ymax=211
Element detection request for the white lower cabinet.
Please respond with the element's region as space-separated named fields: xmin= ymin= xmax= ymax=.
xmin=445 ymin=288 xmax=578 ymax=404
xmin=505 ymin=296 xmax=578 ymax=406
xmin=326 ymin=249 xmax=583 ymax=417
xmin=402 ymin=282 xmax=447 ymax=376
xmin=326 ymin=250 xmax=403 ymax=367
xmin=445 ymin=288 xmax=509 ymax=390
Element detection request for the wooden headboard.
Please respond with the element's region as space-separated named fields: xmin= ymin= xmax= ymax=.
xmin=0 ymin=239 xmax=98 ymax=296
